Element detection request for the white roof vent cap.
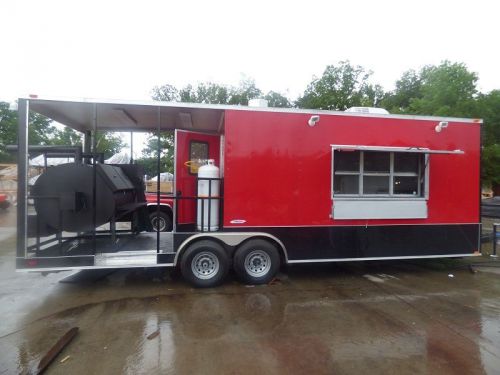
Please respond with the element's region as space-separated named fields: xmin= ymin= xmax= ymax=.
xmin=248 ymin=99 xmax=269 ymax=108
xmin=345 ymin=107 xmax=389 ymax=115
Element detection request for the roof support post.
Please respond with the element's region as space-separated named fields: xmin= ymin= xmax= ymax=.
xmin=83 ymin=130 xmax=91 ymax=158
xmin=91 ymin=103 xmax=97 ymax=255
xmin=156 ymin=106 xmax=161 ymax=253
xmin=17 ymin=99 xmax=28 ymax=258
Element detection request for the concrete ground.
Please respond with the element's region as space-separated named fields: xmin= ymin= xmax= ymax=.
xmin=1 ymin=208 xmax=500 ymax=374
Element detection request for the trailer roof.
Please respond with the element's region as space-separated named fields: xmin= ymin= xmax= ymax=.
xmin=23 ymin=96 xmax=482 ymax=133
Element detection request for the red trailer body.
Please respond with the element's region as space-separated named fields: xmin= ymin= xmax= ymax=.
xmin=224 ymin=110 xmax=480 ymax=227
xmin=15 ymin=98 xmax=482 ymax=286
xmin=220 ymin=109 xmax=481 ymax=262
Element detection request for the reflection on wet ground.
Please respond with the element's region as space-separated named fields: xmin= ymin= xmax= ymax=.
xmin=1 ymin=210 xmax=500 ymax=374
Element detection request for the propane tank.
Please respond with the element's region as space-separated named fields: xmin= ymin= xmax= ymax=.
xmin=197 ymin=159 xmax=220 ymax=231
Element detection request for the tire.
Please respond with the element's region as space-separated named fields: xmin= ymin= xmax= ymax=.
xmin=234 ymin=239 xmax=280 ymax=285
xmin=180 ymin=240 xmax=229 ymax=288
xmin=149 ymin=211 xmax=172 ymax=232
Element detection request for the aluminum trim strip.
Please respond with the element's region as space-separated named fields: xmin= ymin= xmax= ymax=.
xmin=223 ymin=223 xmax=480 ymax=228
xmin=16 ymin=263 xmax=175 ymax=272
xmin=287 ymin=253 xmax=479 ymax=264
xmin=331 ymin=144 xmax=465 ymax=154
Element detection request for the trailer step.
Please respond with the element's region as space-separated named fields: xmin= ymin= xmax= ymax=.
xmin=95 ymin=250 xmax=158 ymax=267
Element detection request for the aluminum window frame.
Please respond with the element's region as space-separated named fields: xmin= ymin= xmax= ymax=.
xmin=332 ymin=150 xmax=426 ymax=199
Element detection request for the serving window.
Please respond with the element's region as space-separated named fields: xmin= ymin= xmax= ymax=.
xmin=334 ymin=151 xmax=425 ymax=197
xmin=330 ymin=145 xmax=438 ymax=220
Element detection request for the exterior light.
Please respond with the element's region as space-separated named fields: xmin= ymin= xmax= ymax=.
xmin=308 ymin=115 xmax=320 ymax=127
xmin=435 ymin=121 xmax=449 ymax=133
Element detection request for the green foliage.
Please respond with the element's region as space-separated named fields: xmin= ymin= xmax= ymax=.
xmin=135 ymin=132 xmax=174 ymax=176
xmin=94 ymin=131 xmax=126 ymax=160
xmin=1 ymin=101 xmax=127 ymax=162
xmin=295 ymin=61 xmax=383 ymax=110
xmin=408 ymin=61 xmax=478 ymax=117
xmin=380 ymin=69 xmax=422 ymax=113
xmin=152 ymin=78 xmax=265 ymax=106
xmin=148 ymin=79 xmax=292 ymax=175
xmin=184 ymin=83 xmax=230 ymax=104
xmin=0 ymin=102 xmax=18 ymax=162
xmin=382 ymin=62 xmax=480 ymax=117
xmin=482 ymin=145 xmax=500 ymax=186
xmin=0 ymin=101 xmax=59 ymax=162
xmin=264 ymin=91 xmax=291 ymax=108
xmin=151 ymin=84 xmax=178 ymax=102
xmin=227 ymin=78 xmax=262 ymax=105
xmin=477 ymin=90 xmax=500 ymax=186
xmin=477 ymin=90 xmax=500 ymax=147
xmin=52 ymin=127 xmax=83 ymax=146
xmin=381 ymin=61 xmax=500 ymax=185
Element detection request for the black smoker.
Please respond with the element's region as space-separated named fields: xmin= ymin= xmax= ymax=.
xmin=32 ymin=163 xmax=150 ymax=234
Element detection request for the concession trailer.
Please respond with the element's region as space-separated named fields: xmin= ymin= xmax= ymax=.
xmin=14 ymin=97 xmax=482 ymax=287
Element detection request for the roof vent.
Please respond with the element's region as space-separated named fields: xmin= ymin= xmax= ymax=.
xmin=345 ymin=107 xmax=389 ymax=115
xmin=248 ymin=99 xmax=268 ymax=108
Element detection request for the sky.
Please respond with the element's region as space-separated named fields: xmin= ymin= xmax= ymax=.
xmin=1 ymin=0 xmax=500 ymax=105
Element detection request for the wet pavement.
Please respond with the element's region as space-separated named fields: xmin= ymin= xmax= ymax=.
xmin=1 ymin=207 xmax=500 ymax=374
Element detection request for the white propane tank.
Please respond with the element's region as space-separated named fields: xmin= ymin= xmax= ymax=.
xmin=197 ymin=159 xmax=220 ymax=231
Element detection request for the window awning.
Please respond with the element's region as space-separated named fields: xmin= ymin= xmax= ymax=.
xmin=330 ymin=144 xmax=464 ymax=155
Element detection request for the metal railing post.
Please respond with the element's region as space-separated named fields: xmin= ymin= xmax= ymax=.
xmin=493 ymin=223 xmax=499 ymax=258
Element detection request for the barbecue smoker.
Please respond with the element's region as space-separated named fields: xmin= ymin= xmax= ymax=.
xmin=33 ymin=162 xmax=149 ymax=233
xmin=15 ymin=97 xmax=482 ymax=287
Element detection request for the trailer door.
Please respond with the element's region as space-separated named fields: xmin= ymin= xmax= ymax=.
xmin=174 ymin=130 xmax=220 ymax=230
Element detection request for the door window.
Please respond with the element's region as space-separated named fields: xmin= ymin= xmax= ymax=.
xmin=189 ymin=141 xmax=209 ymax=174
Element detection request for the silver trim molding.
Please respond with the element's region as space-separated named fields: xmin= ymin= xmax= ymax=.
xmin=287 ymin=253 xmax=479 ymax=264
xmin=331 ymin=144 xmax=465 ymax=154
xmin=16 ymin=263 xmax=175 ymax=273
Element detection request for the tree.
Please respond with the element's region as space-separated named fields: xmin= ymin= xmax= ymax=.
xmin=152 ymin=78 xmax=265 ymax=106
xmin=0 ymin=102 xmax=18 ymax=162
xmin=94 ymin=131 xmax=126 ymax=160
xmin=52 ymin=127 xmax=83 ymax=146
xmin=380 ymin=69 xmax=422 ymax=113
xmin=408 ymin=61 xmax=478 ymax=117
xmin=151 ymin=84 xmax=179 ymax=102
xmin=0 ymin=101 xmax=59 ymax=162
xmin=482 ymin=144 xmax=500 ymax=186
xmin=477 ymin=90 xmax=500 ymax=146
xmin=296 ymin=61 xmax=383 ymax=110
xmin=147 ymin=78 xmax=267 ymax=174
xmin=476 ymin=90 xmax=500 ymax=186
xmin=227 ymin=78 xmax=262 ymax=105
xmin=183 ymin=82 xmax=230 ymax=104
xmin=264 ymin=91 xmax=291 ymax=108
xmin=135 ymin=133 xmax=174 ymax=176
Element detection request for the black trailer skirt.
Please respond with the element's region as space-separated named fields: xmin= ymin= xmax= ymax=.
xmin=227 ymin=224 xmax=480 ymax=261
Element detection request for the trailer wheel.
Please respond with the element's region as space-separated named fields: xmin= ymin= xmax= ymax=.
xmin=234 ymin=239 xmax=280 ymax=285
xmin=149 ymin=211 xmax=172 ymax=232
xmin=180 ymin=240 xmax=229 ymax=288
